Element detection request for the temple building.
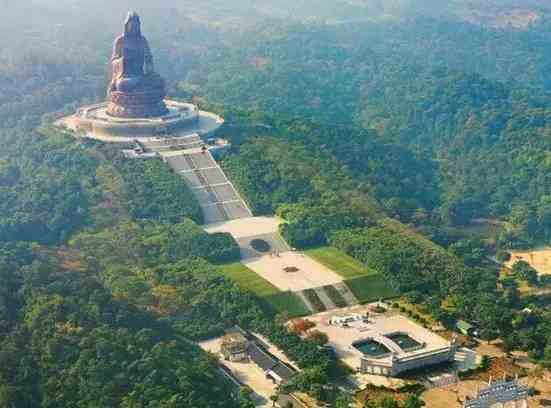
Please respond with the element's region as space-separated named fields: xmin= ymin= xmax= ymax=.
xmin=221 ymin=331 xmax=249 ymax=363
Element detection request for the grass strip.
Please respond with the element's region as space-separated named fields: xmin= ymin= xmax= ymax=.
xmin=303 ymin=288 xmax=326 ymax=313
xmin=345 ymin=275 xmax=399 ymax=304
xmin=219 ymin=262 xmax=279 ymax=297
xmin=323 ymin=285 xmax=348 ymax=308
xmin=264 ymin=292 xmax=310 ymax=318
xmin=305 ymin=246 xmax=375 ymax=279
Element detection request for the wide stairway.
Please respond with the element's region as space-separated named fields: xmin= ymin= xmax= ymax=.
xmin=143 ymin=135 xmax=359 ymax=315
xmin=143 ymin=135 xmax=252 ymax=224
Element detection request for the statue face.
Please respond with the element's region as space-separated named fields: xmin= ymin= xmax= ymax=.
xmin=124 ymin=14 xmax=141 ymax=36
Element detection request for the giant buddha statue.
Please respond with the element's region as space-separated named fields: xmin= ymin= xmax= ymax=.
xmin=107 ymin=12 xmax=168 ymax=118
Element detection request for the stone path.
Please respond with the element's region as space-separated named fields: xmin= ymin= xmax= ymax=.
xmin=334 ymin=282 xmax=359 ymax=306
xmin=296 ymin=291 xmax=316 ymax=313
xmin=143 ymin=136 xmax=252 ymax=223
xmin=142 ymin=137 xmax=358 ymax=315
xmin=314 ymin=287 xmax=337 ymax=311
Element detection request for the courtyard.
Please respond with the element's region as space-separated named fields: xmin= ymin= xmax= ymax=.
xmin=243 ymin=251 xmax=343 ymax=292
xmin=199 ymin=337 xmax=275 ymax=407
xmin=206 ymin=217 xmax=345 ymax=292
xmin=306 ymin=305 xmax=455 ymax=374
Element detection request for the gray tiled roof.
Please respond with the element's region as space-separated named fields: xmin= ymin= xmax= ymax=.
xmin=248 ymin=343 xmax=295 ymax=382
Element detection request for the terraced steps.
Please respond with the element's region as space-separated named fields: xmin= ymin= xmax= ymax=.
xmin=161 ymin=149 xmax=252 ymax=223
xmin=297 ymin=282 xmax=359 ymax=313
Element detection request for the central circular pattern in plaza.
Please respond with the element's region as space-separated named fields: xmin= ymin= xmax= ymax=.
xmin=250 ymin=239 xmax=271 ymax=253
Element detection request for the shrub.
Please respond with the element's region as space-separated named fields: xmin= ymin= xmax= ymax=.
xmin=307 ymin=330 xmax=329 ymax=346
xmin=290 ymin=319 xmax=315 ymax=334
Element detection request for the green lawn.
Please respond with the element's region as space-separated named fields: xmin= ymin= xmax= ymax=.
xmin=219 ymin=262 xmax=279 ymax=297
xmin=220 ymin=263 xmax=309 ymax=317
xmin=264 ymin=292 xmax=310 ymax=318
xmin=345 ymin=275 xmax=399 ymax=304
xmin=305 ymin=246 xmax=375 ymax=279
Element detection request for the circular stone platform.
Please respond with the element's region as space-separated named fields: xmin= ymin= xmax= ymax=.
xmin=57 ymin=100 xmax=224 ymax=142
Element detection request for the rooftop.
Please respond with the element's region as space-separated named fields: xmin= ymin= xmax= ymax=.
xmin=248 ymin=343 xmax=295 ymax=382
xmin=222 ymin=331 xmax=248 ymax=345
xmin=308 ymin=305 xmax=452 ymax=370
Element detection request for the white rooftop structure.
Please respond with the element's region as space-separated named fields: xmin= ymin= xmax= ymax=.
xmin=310 ymin=307 xmax=458 ymax=377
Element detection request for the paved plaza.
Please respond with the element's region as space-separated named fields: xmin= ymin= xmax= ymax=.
xmin=204 ymin=216 xmax=283 ymax=236
xmin=57 ymin=102 xmax=225 ymax=143
xmin=236 ymin=232 xmax=290 ymax=259
xmin=243 ymin=252 xmax=343 ymax=291
xmin=206 ymin=217 xmax=345 ymax=292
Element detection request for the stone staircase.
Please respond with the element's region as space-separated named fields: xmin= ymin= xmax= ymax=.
xmin=314 ymin=287 xmax=337 ymax=311
xmin=333 ymin=282 xmax=359 ymax=306
xmin=298 ymin=282 xmax=359 ymax=313
xmin=454 ymin=347 xmax=478 ymax=371
xmin=161 ymin=149 xmax=252 ymax=223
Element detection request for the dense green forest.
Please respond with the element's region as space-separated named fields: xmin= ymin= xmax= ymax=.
xmin=0 ymin=129 xmax=340 ymax=405
xmin=1 ymin=1 xmax=551 ymax=405
xmin=218 ymin=115 xmax=551 ymax=366
xmin=189 ymin=22 xmax=551 ymax=247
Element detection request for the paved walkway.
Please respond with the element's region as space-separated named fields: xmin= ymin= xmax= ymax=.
xmin=314 ymin=287 xmax=337 ymax=310
xmin=334 ymin=282 xmax=359 ymax=306
xmin=149 ymin=142 xmax=252 ymax=223
xmin=243 ymin=252 xmax=343 ymax=292
xmin=143 ymin=139 xmax=348 ymax=301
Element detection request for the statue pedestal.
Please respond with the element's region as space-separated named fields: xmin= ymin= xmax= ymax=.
xmin=107 ymin=89 xmax=168 ymax=118
xmin=56 ymin=100 xmax=224 ymax=143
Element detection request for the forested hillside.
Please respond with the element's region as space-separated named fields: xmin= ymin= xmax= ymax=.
xmin=188 ymin=21 xmax=551 ymax=247
xmin=0 ymin=127 xmax=340 ymax=405
xmin=216 ymin=111 xmax=551 ymax=366
xmin=1 ymin=1 xmax=551 ymax=405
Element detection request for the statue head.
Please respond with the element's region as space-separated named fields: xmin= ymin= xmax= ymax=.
xmin=124 ymin=12 xmax=141 ymax=37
